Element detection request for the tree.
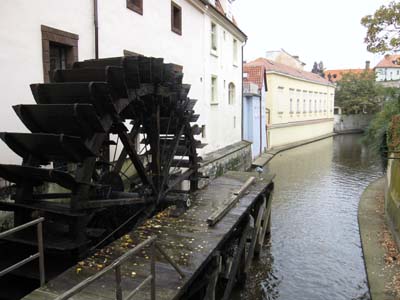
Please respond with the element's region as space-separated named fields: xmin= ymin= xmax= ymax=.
xmin=361 ymin=1 xmax=400 ymax=53
xmin=334 ymin=71 xmax=392 ymax=114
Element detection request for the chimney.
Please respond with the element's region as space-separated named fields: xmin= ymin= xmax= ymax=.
xmin=365 ymin=60 xmax=370 ymax=70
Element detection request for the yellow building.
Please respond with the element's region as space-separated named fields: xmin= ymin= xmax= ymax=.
xmin=245 ymin=57 xmax=335 ymax=148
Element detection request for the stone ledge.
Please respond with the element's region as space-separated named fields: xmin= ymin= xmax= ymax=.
xmin=201 ymin=141 xmax=252 ymax=167
xmin=359 ymin=177 xmax=400 ymax=300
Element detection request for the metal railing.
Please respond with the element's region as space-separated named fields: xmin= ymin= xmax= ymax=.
xmin=0 ymin=217 xmax=45 ymax=286
xmin=55 ymin=236 xmax=185 ymax=300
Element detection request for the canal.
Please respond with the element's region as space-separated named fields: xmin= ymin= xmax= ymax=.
xmin=238 ymin=134 xmax=384 ymax=300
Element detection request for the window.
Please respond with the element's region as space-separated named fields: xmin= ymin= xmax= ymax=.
xmin=50 ymin=43 xmax=68 ymax=71
xmin=41 ymin=25 xmax=78 ymax=83
xmin=296 ymin=99 xmax=300 ymax=113
xmin=228 ymin=82 xmax=235 ymax=104
xmin=319 ymin=100 xmax=322 ymax=112
xmin=277 ymin=87 xmax=285 ymax=113
xmin=171 ymin=2 xmax=182 ymax=35
xmin=290 ymin=99 xmax=293 ymax=113
xmin=201 ymin=125 xmax=206 ymax=138
xmin=127 ymin=0 xmax=143 ymax=14
xmin=211 ymin=76 xmax=218 ymax=104
xmin=314 ymin=100 xmax=317 ymax=112
xmin=233 ymin=39 xmax=238 ymax=65
xmin=303 ymin=99 xmax=306 ymax=113
xmin=211 ymin=22 xmax=217 ymax=51
xmin=309 ymin=99 xmax=312 ymax=112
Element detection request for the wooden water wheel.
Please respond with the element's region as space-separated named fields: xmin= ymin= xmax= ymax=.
xmin=0 ymin=56 xmax=203 ymax=254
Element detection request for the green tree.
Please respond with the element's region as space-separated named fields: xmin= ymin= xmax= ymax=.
xmin=361 ymin=1 xmax=400 ymax=53
xmin=335 ymin=71 xmax=388 ymax=114
xmin=362 ymin=98 xmax=400 ymax=153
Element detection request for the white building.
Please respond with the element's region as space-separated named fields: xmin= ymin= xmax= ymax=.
xmin=245 ymin=54 xmax=336 ymax=149
xmin=0 ymin=0 xmax=246 ymax=163
xmin=375 ymin=54 xmax=400 ymax=82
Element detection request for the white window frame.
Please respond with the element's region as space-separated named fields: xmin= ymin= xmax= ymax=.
xmin=211 ymin=22 xmax=218 ymax=53
xmin=233 ymin=39 xmax=238 ymax=66
xmin=211 ymin=75 xmax=218 ymax=104
xmin=228 ymin=82 xmax=235 ymax=105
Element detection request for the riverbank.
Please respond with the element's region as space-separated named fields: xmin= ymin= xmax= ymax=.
xmin=252 ymin=133 xmax=336 ymax=168
xmin=359 ymin=178 xmax=400 ymax=300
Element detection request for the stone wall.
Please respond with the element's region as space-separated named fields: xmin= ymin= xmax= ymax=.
xmin=385 ymin=155 xmax=400 ymax=248
xmin=199 ymin=141 xmax=252 ymax=187
xmin=334 ymin=114 xmax=373 ymax=133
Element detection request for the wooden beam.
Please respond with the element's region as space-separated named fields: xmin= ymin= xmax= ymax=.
xmin=82 ymin=197 xmax=150 ymax=208
xmin=207 ymin=177 xmax=255 ymax=226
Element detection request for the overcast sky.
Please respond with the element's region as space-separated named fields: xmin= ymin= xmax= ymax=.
xmin=233 ymin=0 xmax=393 ymax=71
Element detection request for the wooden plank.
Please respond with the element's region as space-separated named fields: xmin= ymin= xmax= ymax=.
xmin=207 ymin=177 xmax=256 ymax=226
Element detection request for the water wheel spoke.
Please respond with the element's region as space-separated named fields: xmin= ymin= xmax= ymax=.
xmin=113 ymin=121 xmax=140 ymax=173
xmin=161 ymin=125 xmax=186 ymax=189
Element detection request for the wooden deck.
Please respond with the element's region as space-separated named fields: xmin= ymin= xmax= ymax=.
xmin=23 ymin=171 xmax=273 ymax=300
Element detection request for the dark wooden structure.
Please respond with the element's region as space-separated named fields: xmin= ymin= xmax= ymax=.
xmin=0 ymin=56 xmax=203 ymax=256
xmin=22 ymin=171 xmax=273 ymax=300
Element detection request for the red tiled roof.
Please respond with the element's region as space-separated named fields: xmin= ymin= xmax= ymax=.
xmin=375 ymin=55 xmax=400 ymax=68
xmin=243 ymin=65 xmax=264 ymax=89
xmin=245 ymin=58 xmax=334 ymax=86
xmin=324 ymin=69 xmax=366 ymax=82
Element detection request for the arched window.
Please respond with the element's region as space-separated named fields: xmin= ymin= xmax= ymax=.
xmin=228 ymin=82 xmax=235 ymax=104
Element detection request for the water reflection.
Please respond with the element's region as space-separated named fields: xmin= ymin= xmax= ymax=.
xmin=239 ymin=134 xmax=383 ymax=300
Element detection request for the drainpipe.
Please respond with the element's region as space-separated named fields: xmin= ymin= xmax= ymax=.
xmin=94 ymin=0 xmax=99 ymax=59
xmin=241 ymin=39 xmax=247 ymax=141
xmin=259 ymin=93 xmax=262 ymax=155
xmin=265 ymin=108 xmax=270 ymax=149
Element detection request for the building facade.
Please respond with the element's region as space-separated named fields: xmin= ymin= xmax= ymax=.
xmin=242 ymin=81 xmax=267 ymax=158
xmin=375 ymin=54 xmax=400 ymax=82
xmin=0 ymin=0 xmax=246 ymax=163
xmin=245 ymin=57 xmax=335 ymax=149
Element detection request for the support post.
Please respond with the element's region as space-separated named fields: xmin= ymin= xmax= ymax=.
xmin=246 ymin=196 xmax=265 ymax=271
xmin=222 ymin=217 xmax=250 ymax=300
xmin=255 ymin=191 xmax=273 ymax=257
xmin=37 ymin=221 xmax=45 ymax=287
xmin=115 ymin=265 xmax=123 ymax=300
xmin=151 ymin=241 xmax=156 ymax=300
xmin=204 ymin=253 xmax=221 ymax=300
